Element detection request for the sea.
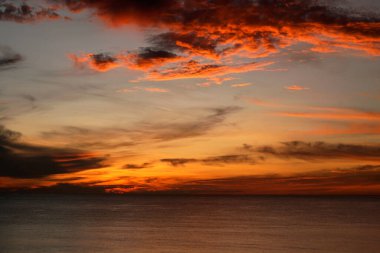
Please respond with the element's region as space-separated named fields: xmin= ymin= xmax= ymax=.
xmin=0 ymin=194 xmax=379 ymax=253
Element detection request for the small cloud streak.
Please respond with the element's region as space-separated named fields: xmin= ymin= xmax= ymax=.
xmin=231 ymin=83 xmax=252 ymax=88
xmin=143 ymin=61 xmax=274 ymax=81
xmin=304 ymin=123 xmax=380 ymax=136
xmin=256 ymin=141 xmax=380 ymax=161
xmin=285 ymin=85 xmax=309 ymax=91
xmin=118 ymin=87 xmax=169 ymax=93
xmin=161 ymin=154 xmax=256 ymax=167
xmin=143 ymin=87 xmax=169 ymax=93
xmin=278 ymin=108 xmax=380 ymax=121
xmin=123 ymin=163 xmax=151 ymax=170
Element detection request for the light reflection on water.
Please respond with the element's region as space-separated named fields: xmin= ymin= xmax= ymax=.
xmin=0 ymin=194 xmax=379 ymax=253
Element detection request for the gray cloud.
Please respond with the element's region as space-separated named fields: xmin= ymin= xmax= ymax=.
xmin=0 ymin=46 xmax=22 ymax=69
xmin=40 ymin=106 xmax=242 ymax=149
xmin=0 ymin=2 xmax=60 ymax=23
xmin=0 ymin=125 xmax=107 ymax=179
xmin=256 ymin=141 xmax=380 ymax=161
xmin=161 ymin=154 xmax=256 ymax=167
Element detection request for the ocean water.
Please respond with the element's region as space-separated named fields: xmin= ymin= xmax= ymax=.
xmin=0 ymin=195 xmax=379 ymax=253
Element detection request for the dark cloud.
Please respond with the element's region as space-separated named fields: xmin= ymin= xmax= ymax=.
xmin=0 ymin=46 xmax=22 ymax=69
xmin=161 ymin=158 xmax=198 ymax=166
xmin=0 ymin=2 xmax=60 ymax=23
xmin=129 ymin=47 xmax=182 ymax=69
xmin=256 ymin=141 xmax=380 ymax=161
xmin=123 ymin=163 xmax=151 ymax=169
xmin=70 ymin=48 xmax=182 ymax=72
xmin=0 ymin=125 xmax=107 ymax=179
xmin=150 ymin=32 xmax=219 ymax=57
xmin=54 ymin=0 xmax=180 ymax=25
xmin=161 ymin=154 xmax=256 ymax=166
xmin=91 ymin=53 xmax=117 ymax=67
xmin=70 ymin=52 xmax=119 ymax=72
xmin=0 ymin=183 xmax=109 ymax=194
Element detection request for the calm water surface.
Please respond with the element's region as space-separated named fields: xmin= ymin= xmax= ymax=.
xmin=0 ymin=194 xmax=379 ymax=253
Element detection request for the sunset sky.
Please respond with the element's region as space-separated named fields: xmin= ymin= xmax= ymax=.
xmin=1 ymin=0 xmax=380 ymax=194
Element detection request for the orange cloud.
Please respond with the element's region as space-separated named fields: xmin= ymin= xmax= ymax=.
xmin=69 ymin=48 xmax=183 ymax=72
xmin=285 ymin=85 xmax=309 ymax=91
xmin=118 ymin=87 xmax=169 ymax=93
xmin=304 ymin=123 xmax=380 ymax=136
xmin=69 ymin=53 xmax=120 ymax=72
xmin=55 ymin=0 xmax=380 ymax=81
xmin=142 ymin=87 xmax=169 ymax=93
xmin=143 ymin=60 xmax=274 ymax=81
xmin=231 ymin=83 xmax=252 ymax=88
xmin=278 ymin=110 xmax=380 ymax=121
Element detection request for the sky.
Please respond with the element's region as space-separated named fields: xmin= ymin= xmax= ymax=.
xmin=0 ymin=0 xmax=379 ymax=195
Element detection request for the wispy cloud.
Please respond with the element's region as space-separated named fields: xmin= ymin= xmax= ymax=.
xmin=118 ymin=87 xmax=170 ymax=93
xmin=161 ymin=154 xmax=257 ymax=167
xmin=278 ymin=107 xmax=380 ymax=121
xmin=123 ymin=163 xmax=152 ymax=170
xmin=256 ymin=141 xmax=380 ymax=161
xmin=231 ymin=83 xmax=252 ymax=88
xmin=0 ymin=46 xmax=22 ymax=69
xmin=303 ymin=123 xmax=380 ymax=136
xmin=142 ymin=61 xmax=274 ymax=81
xmin=40 ymin=106 xmax=242 ymax=148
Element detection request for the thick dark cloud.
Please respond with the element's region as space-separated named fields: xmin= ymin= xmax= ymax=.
xmin=55 ymin=0 xmax=180 ymax=25
xmin=256 ymin=141 xmax=380 ymax=161
xmin=0 ymin=125 xmax=107 ymax=179
xmin=91 ymin=53 xmax=118 ymax=68
xmin=0 ymin=46 xmax=22 ymax=69
xmin=0 ymin=2 xmax=60 ymax=23
xmin=130 ymin=47 xmax=181 ymax=69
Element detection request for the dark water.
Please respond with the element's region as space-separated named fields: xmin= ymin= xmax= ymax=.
xmin=0 ymin=194 xmax=379 ymax=253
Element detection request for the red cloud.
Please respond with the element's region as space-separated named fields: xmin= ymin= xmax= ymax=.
xmin=56 ymin=0 xmax=380 ymax=79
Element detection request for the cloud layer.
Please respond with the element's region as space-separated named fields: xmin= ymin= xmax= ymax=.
xmin=58 ymin=0 xmax=380 ymax=80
